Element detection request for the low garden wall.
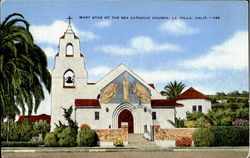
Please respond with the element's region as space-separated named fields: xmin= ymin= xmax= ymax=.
xmin=154 ymin=125 xmax=196 ymax=147
xmin=95 ymin=123 xmax=128 ymax=147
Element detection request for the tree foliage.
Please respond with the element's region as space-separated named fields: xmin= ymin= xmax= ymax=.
xmin=52 ymin=106 xmax=79 ymax=146
xmin=76 ymin=128 xmax=97 ymax=147
xmin=0 ymin=13 xmax=51 ymax=120
xmin=161 ymin=81 xmax=185 ymax=100
xmin=33 ymin=120 xmax=50 ymax=139
xmin=168 ymin=117 xmax=185 ymax=128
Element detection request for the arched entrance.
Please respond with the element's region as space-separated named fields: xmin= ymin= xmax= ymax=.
xmin=118 ymin=109 xmax=134 ymax=133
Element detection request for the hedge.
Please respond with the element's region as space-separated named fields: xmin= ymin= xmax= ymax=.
xmin=192 ymin=128 xmax=215 ymax=147
xmin=1 ymin=119 xmax=50 ymax=141
xmin=1 ymin=141 xmax=44 ymax=147
xmin=58 ymin=127 xmax=77 ymax=147
xmin=44 ymin=133 xmax=58 ymax=147
xmin=76 ymin=128 xmax=97 ymax=147
xmin=193 ymin=126 xmax=249 ymax=147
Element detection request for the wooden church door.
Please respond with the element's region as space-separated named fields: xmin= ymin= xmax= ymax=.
xmin=118 ymin=109 xmax=134 ymax=133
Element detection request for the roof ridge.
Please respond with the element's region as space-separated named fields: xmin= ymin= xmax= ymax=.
xmin=175 ymin=87 xmax=210 ymax=100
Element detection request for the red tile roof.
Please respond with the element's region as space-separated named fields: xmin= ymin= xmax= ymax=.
xmin=63 ymin=86 xmax=76 ymax=88
xmin=151 ymin=99 xmax=183 ymax=107
xmin=149 ymin=84 xmax=155 ymax=89
xmin=60 ymin=35 xmax=65 ymax=39
xmin=74 ymin=35 xmax=79 ymax=39
xmin=75 ymin=99 xmax=101 ymax=107
xmin=87 ymin=83 xmax=96 ymax=85
xmin=60 ymin=35 xmax=78 ymax=39
xmin=175 ymin=87 xmax=211 ymax=100
xmin=17 ymin=114 xmax=50 ymax=123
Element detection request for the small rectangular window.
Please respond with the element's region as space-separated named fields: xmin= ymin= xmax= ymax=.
xmin=95 ymin=112 xmax=99 ymax=120
xmin=192 ymin=106 xmax=197 ymax=112
xmin=198 ymin=105 xmax=202 ymax=112
xmin=152 ymin=112 xmax=156 ymax=120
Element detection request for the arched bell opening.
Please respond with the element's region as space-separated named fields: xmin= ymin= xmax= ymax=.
xmin=63 ymin=69 xmax=75 ymax=87
xmin=66 ymin=43 xmax=74 ymax=57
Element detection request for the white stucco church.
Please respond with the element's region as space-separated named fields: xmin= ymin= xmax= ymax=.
xmin=51 ymin=21 xmax=212 ymax=134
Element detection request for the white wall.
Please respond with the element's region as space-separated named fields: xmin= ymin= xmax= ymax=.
xmin=175 ymin=99 xmax=211 ymax=119
xmin=152 ymin=108 xmax=175 ymax=129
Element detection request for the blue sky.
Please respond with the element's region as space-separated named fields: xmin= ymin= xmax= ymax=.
xmin=1 ymin=1 xmax=248 ymax=115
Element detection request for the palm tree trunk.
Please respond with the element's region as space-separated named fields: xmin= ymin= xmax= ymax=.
xmin=7 ymin=118 xmax=10 ymax=142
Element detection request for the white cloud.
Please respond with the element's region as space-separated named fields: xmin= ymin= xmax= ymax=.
xmin=42 ymin=47 xmax=57 ymax=58
xmin=79 ymin=31 xmax=98 ymax=41
xmin=35 ymin=90 xmax=51 ymax=115
xmin=95 ymin=20 xmax=111 ymax=28
xmin=99 ymin=46 xmax=134 ymax=55
xmin=130 ymin=36 xmax=180 ymax=52
xmin=89 ymin=66 xmax=112 ymax=76
xmin=159 ymin=20 xmax=199 ymax=35
xmin=30 ymin=20 xmax=98 ymax=45
xmin=99 ymin=36 xmax=181 ymax=55
xmin=180 ymin=31 xmax=248 ymax=71
xmin=134 ymin=69 xmax=212 ymax=84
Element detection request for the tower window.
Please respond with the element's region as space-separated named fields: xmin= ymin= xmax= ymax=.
xmin=95 ymin=112 xmax=99 ymax=120
xmin=198 ymin=105 xmax=202 ymax=112
xmin=192 ymin=105 xmax=197 ymax=112
xmin=66 ymin=43 xmax=73 ymax=57
xmin=152 ymin=112 xmax=156 ymax=120
xmin=63 ymin=69 xmax=75 ymax=88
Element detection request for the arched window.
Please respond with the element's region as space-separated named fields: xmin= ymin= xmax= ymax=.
xmin=66 ymin=43 xmax=73 ymax=57
xmin=192 ymin=105 xmax=197 ymax=112
xmin=63 ymin=69 xmax=75 ymax=88
xmin=198 ymin=105 xmax=202 ymax=112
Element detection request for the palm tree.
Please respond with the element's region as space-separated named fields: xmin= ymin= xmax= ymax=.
xmin=0 ymin=13 xmax=51 ymax=120
xmin=161 ymin=81 xmax=185 ymax=100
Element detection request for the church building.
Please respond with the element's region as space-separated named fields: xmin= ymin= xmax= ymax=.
xmin=51 ymin=21 xmax=212 ymax=134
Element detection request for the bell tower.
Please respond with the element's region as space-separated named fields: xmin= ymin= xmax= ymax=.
xmin=51 ymin=16 xmax=87 ymax=130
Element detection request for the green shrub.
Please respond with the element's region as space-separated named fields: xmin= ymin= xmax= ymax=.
xmin=186 ymin=112 xmax=206 ymax=121
xmin=168 ymin=117 xmax=185 ymax=128
xmin=192 ymin=128 xmax=214 ymax=147
xmin=1 ymin=141 xmax=44 ymax=147
xmin=33 ymin=120 xmax=50 ymax=140
xmin=58 ymin=127 xmax=76 ymax=147
xmin=76 ymin=128 xmax=97 ymax=147
xmin=235 ymin=108 xmax=249 ymax=120
xmin=206 ymin=109 xmax=235 ymax=126
xmin=113 ymin=140 xmax=124 ymax=147
xmin=1 ymin=122 xmax=7 ymax=141
xmin=53 ymin=126 xmax=65 ymax=136
xmin=1 ymin=122 xmax=20 ymax=141
xmin=210 ymin=126 xmax=249 ymax=146
xmin=192 ymin=126 xmax=249 ymax=147
xmin=195 ymin=117 xmax=209 ymax=128
xmin=18 ymin=119 xmax=34 ymax=141
xmin=184 ymin=120 xmax=196 ymax=128
xmin=44 ymin=133 xmax=58 ymax=147
xmin=220 ymin=117 xmax=232 ymax=126
xmin=9 ymin=122 xmax=20 ymax=141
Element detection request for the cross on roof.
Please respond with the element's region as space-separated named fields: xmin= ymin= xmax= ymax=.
xmin=67 ymin=16 xmax=73 ymax=24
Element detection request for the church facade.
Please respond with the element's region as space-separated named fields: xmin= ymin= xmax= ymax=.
xmin=51 ymin=22 xmax=211 ymax=134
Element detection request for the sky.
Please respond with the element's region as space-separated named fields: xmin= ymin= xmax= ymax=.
xmin=1 ymin=0 xmax=248 ymax=115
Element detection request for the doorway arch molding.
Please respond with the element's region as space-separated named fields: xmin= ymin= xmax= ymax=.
xmin=112 ymin=102 xmax=141 ymax=133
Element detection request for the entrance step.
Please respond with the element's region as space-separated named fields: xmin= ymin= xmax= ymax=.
xmin=128 ymin=134 xmax=156 ymax=147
